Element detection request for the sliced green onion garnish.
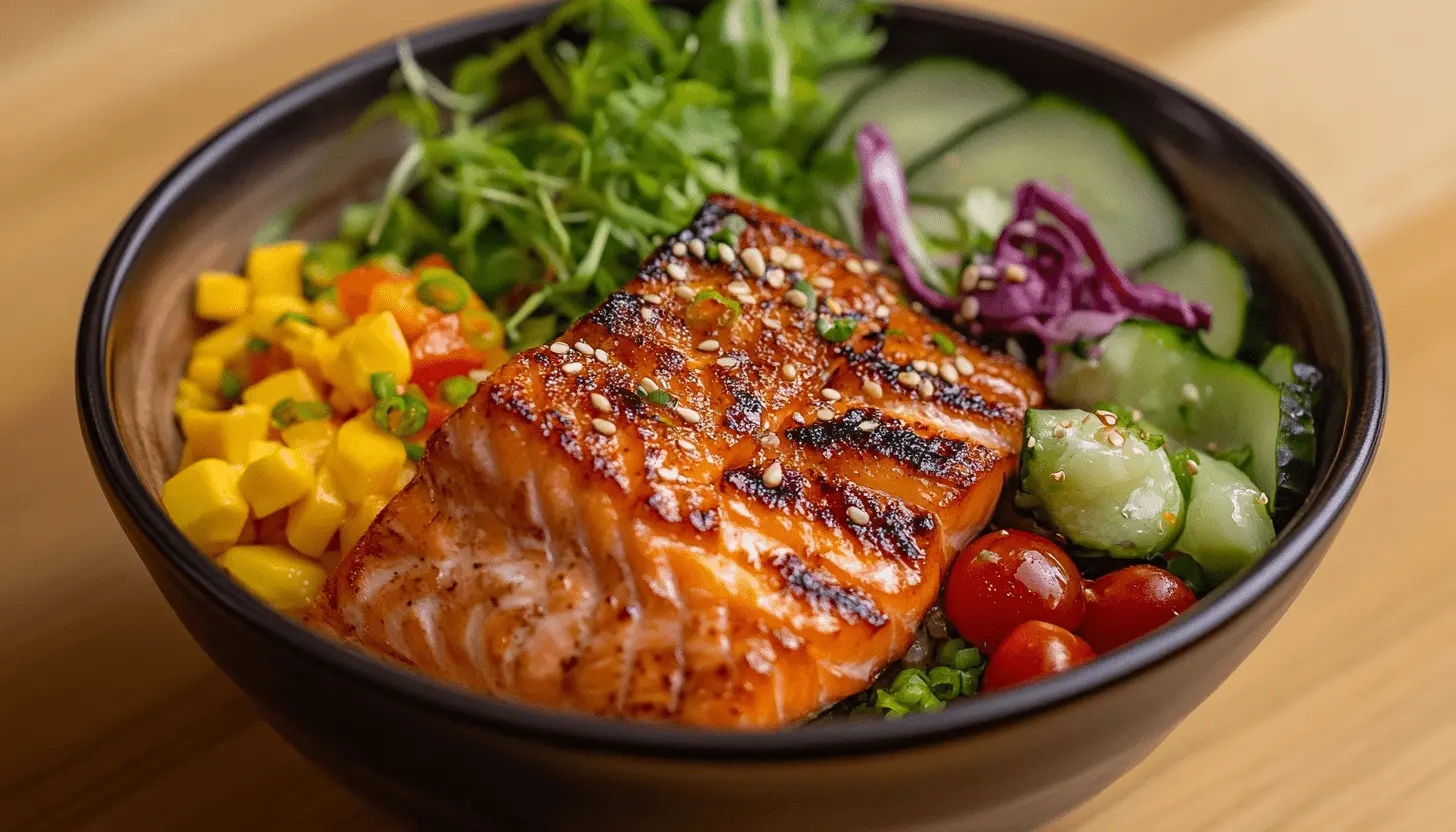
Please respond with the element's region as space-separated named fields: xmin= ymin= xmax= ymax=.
xmin=271 ymin=397 xmax=332 ymax=430
xmin=246 ymin=337 xmax=271 ymax=353
xmin=792 ymin=278 xmax=817 ymax=310
xmin=874 ymin=688 xmax=911 ymax=718
xmin=303 ymin=241 xmax=357 ymax=297
xmin=935 ymin=638 xmax=967 ymax=667
xmin=404 ymin=441 xmax=427 ymax=462
xmin=927 ymin=665 xmax=962 ymax=699
xmin=372 ymin=392 xmax=429 ymax=437
xmin=439 ymin=375 xmax=479 ymax=406
xmin=684 ymin=290 xmax=741 ymax=330
xmin=709 ymin=214 xmax=747 ymax=248
xmin=370 ymin=372 xmax=398 ymax=401
xmin=952 ymin=647 xmax=982 ymax=672
xmin=218 ymin=368 xmax=243 ymax=403
xmin=416 ymin=268 xmax=472 ymax=313
xmin=275 ymin=311 xmax=316 ymax=327
xmin=815 ymin=315 xmax=856 ymax=343
xmin=931 ymin=332 xmax=956 ymax=355
xmin=635 ymin=386 xmax=677 ymax=407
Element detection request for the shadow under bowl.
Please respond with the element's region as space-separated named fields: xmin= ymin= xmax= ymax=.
xmin=76 ymin=3 xmax=1386 ymax=830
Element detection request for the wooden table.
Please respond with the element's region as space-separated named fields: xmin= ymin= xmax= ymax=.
xmin=1 ymin=0 xmax=1443 ymax=828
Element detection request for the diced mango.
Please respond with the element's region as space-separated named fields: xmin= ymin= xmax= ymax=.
xmin=194 ymin=272 xmax=252 ymax=322
xmin=186 ymin=354 xmax=226 ymax=392
xmin=368 ymin=279 xmax=437 ymax=340
xmin=281 ymin=419 xmax=337 ymax=452
xmin=241 ymin=367 xmax=321 ymax=410
xmin=343 ymin=312 xmax=412 ymax=396
xmin=238 ymin=447 xmax=315 ymax=517
xmin=247 ymin=439 xmax=283 ymax=463
xmin=341 ymin=494 xmax=390 ymax=553
xmin=246 ymin=241 xmax=307 ymax=299
xmin=174 ymin=378 xmax=220 ymax=417
xmin=311 ymin=296 xmax=351 ymax=333
xmin=285 ymin=468 xmax=347 ymax=557
xmin=192 ymin=319 xmax=251 ymax=363
xmin=219 ymin=544 xmax=325 ymax=610
xmin=181 ymin=404 xmax=269 ymax=464
xmin=248 ymin=294 xmax=312 ymax=341
xmin=328 ymin=418 xmax=405 ymax=503
xmin=162 ymin=459 xmax=249 ymax=554
xmin=280 ymin=325 xmax=338 ymax=388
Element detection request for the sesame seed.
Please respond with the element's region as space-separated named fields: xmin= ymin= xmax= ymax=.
xmin=761 ymin=433 xmax=780 ymax=448
xmin=786 ymin=289 xmax=810 ymax=308
xmin=1027 ymin=436 xmax=1037 ymax=448
xmin=864 ymin=260 xmax=881 ymax=274
xmin=1107 ymin=430 xmax=1125 ymax=448
xmin=1206 ymin=441 xmax=1220 ymax=452
xmin=875 ymin=304 xmax=891 ymax=320
xmin=675 ymin=406 xmax=702 ymax=424
xmin=672 ymin=242 xmax=687 ymax=256
xmin=765 ymin=268 xmax=786 ymax=289
xmin=550 ymin=342 xmax=570 ymax=355
xmin=595 ymin=349 xmax=609 ymax=363
xmin=666 ymin=262 xmax=687 ymax=281
xmin=816 ymin=407 xmax=835 ymax=421
xmin=1059 ymin=420 xmax=1073 ymax=428
xmin=717 ymin=357 xmax=740 ymax=368
xmin=677 ymin=439 xmax=696 ymax=452
xmin=940 ymin=363 xmax=959 ymax=384
xmin=591 ymin=418 xmax=617 ymax=436
xmin=468 ymin=369 xmax=492 ymax=382
xmin=857 ymin=420 xmax=878 ymax=432
xmin=697 ymin=339 xmax=720 ymax=352
xmin=1004 ymin=263 xmax=1028 ymax=283
xmin=846 ymin=259 xmax=864 ymax=275
xmin=658 ymin=467 xmax=680 ymax=482
xmin=741 ymin=247 xmax=766 ymax=277
xmin=675 ymin=285 xmax=697 ymax=301
xmin=1131 ymin=408 xmax=1144 ymax=422
xmin=919 ymin=379 xmax=935 ymax=398
xmin=897 ymin=370 xmax=921 ymax=387
xmin=768 ymin=246 xmax=788 ymax=265
xmin=688 ymin=238 xmax=706 ymax=258
xmin=825 ymin=298 xmax=844 ymax=315
xmin=562 ymin=362 xmax=585 ymax=375
xmin=1095 ymin=409 xmax=1119 ymax=427
xmin=863 ymin=380 xmax=884 ymax=398
xmin=717 ymin=243 xmax=736 ymax=263
xmin=1053 ymin=426 xmax=1066 ymax=438
xmin=959 ymin=266 xmax=978 ymax=293
xmin=960 ymin=295 xmax=981 ymax=320
xmin=847 ymin=506 xmax=870 ymax=526
xmin=763 ymin=318 xmax=782 ymax=331
xmin=639 ymin=377 xmax=659 ymax=392
xmin=878 ymin=286 xmax=897 ymax=303
xmin=574 ymin=341 xmax=593 ymax=355
xmin=1255 ymin=492 xmax=1269 ymax=506
xmin=763 ymin=461 xmax=784 ymax=488
xmin=955 ymin=356 xmax=974 ymax=375
xmin=781 ymin=363 xmax=799 ymax=380
xmin=643 ymin=293 xmax=664 ymax=305
xmin=1184 ymin=459 xmax=1200 ymax=475
xmin=911 ymin=359 xmax=930 ymax=372
xmin=1050 ymin=470 xmax=1065 ymax=482
xmin=978 ymin=279 xmax=997 ymax=292
xmin=783 ymin=253 xmax=806 ymax=271
xmin=1182 ymin=383 xmax=1201 ymax=402
xmin=810 ymin=276 xmax=834 ymax=291
xmin=820 ymin=388 xmax=841 ymax=401
xmin=791 ymin=412 xmax=806 ymax=425
xmin=590 ymin=393 xmax=611 ymax=412
xmin=640 ymin=308 xmax=655 ymax=322
xmin=726 ymin=280 xmax=752 ymax=295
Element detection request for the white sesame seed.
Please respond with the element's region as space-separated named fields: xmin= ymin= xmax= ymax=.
xmin=672 ymin=242 xmax=687 ymax=257
xmin=978 ymin=279 xmax=997 ymax=292
xmin=763 ymin=318 xmax=782 ymax=331
xmin=697 ymin=339 xmax=720 ymax=352
xmin=640 ymin=308 xmax=655 ymax=322
xmin=726 ymin=280 xmax=752 ymax=295
xmin=643 ymin=293 xmax=663 ymax=305
xmin=816 ymin=407 xmax=835 ymax=421
xmin=783 ymin=253 xmax=806 ymax=271
xmin=658 ymin=467 xmax=680 ymax=482
xmin=897 ymin=370 xmax=921 ymax=387
xmin=781 ymin=363 xmax=799 ymax=380
xmin=595 ymin=349 xmax=609 ymax=363
xmin=1095 ymin=409 xmax=1119 ymax=427
xmin=846 ymin=259 xmax=864 ymax=275
xmin=675 ymin=285 xmax=697 ymax=301
xmin=675 ymin=406 xmax=702 ymax=424
xmin=960 ymin=295 xmax=981 ymax=320
xmin=1256 ymin=492 xmax=1269 ymax=506
xmin=792 ymin=412 xmax=806 ymax=425
xmin=1182 ymin=383 xmax=1201 ymax=402
xmin=825 ymin=298 xmax=844 ymax=315
xmin=1027 ymin=436 xmax=1037 ymax=448
xmin=550 ymin=342 xmax=570 ymax=355
xmin=688 ymin=238 xmax=706 ymax=258
xmin=1053 ymin=426 xmax=1066 ymax=438
xmin=468 ymin=369 xmax=492 ymax=383
xmin=741 ymin=247 xmax=766 ymax=277
xmin=1184 ymin=459 xmax=1201 ymax=475
xmin=911 ymin=359 xmax=930 ymax=372
xmin=1132 ymin=408 xmax=1143 ymax=422
xmin=768 ymin=246 xmax=788 ymax=265
xmin=919 ymin=379 xmax=935 ymax=398
xmin=864 ymin=260 xmax=881 ymax=274
xmin=857 ymin=420 xmax=878 ymax=432
xmin=666 ymin=262 xmax=687 ymax=281
xmin=717 ymin=357 xmax=740 ymax=368
xmin=1050 ymin=470 xmax=1065 ymax=482
xmin=863 ymin=380 xmax=883 ymax=398
xmin=765 ymin=268 xmax=785 ymax=289
xmin=810 ymin=276 xmax=835 ymax=291
xmin=820 ymin=388 xmax=841 ymax=401
xmin=847 ymin=506 xmax=870 ymax=526
xmin=940 ymin=363 xmax=959 ymax=384
xmin=574 ymin=341 xmax=592 ymax=355
xmin=959 ymin=266 xmax=979 ymax=293
xmin=761 ymin=433 xmax=780 ymax=448
xmin=591 ymin=418 xmax=617 ymax=436
xmin=677 ymin=439 xmax=696 ymax=452
xmin=955 ymin=356 xmax=974 ymax=376
xmin=562 ymin=362 xmax=584 ymax=375
xmin=717 ymin=243 xmax=736 ymax=263
xmin=1107 ymin=430 xmax=1125 ymax=448
xmin=639 ymin=377 xmax=659 ymax=392
xmin=763 ymin=461 xmax=784 ymax=488
xmin=875 ymin=304 xmax=891 ymax=320
xmin=785 ymin=289 xmax=810 ymax=308
xmin=1004 ymin=263 xmax=1028 ymax=283
xmin=590 ymin=393 xmax=611 ymax=412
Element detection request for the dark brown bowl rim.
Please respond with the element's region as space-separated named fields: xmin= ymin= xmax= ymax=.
xmin=76 ymin=1 xmax=1387 ymax=760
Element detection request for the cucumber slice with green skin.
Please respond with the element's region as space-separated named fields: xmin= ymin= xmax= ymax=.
xmin=1171 ymin=450 xmax=1276 ymax=584
xmin=818 ymin=65 xmax=886 ymax=115
xmin=1021 ymin=408 xmax=1183 ymax=558
xmin=824 ymin=58 xmax=1028 ymax=168
xmin=908 ymin=95 xmax=1185 ymax=268
xmin=1136 ymin=241 xmax=1249 ymax=358
xmin=1258 ymin=345 xmax=1323 ymax=515
xmin=1046 ymin=321 xmax=1284 ymax=509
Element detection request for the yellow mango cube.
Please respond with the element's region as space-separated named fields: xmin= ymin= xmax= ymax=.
xmin=174 ymin=378 xmax=220 ymax=417
xmin=162 ymin=459 xmax=249 ymax=554
xmin=186 ymin=354 xmax=226 ymax=392
xmin=246 ymin=241 xmax=307 ymax=299
xmin=241 ymin=367 xmax=321 ymax=410
xmin=341 ymin=494 xmax=390 ymax=553
xmin=194 ymin=271 xmax=252 ymax=322
xmin=219 ymin=544 xmax=325 ymax=610
xmin=285 ymin=468 xmax=347 ymax=557
xmin=248 ymin=294 xmax=312 ymax=341
xmin=192 ymin=319 xmax=251 ymax=363
xmin=329 ymin=418 xmax=405 ymax=503
xmin=311 ymin=296 xmax=351 ymax=333
xmin=281 ymin=419 xmax=337 ymax=452
xmin=281 ymin=325 xmax=338 ymax=387
xmin=342 ymin=312 xmax=411 ymax=396
xmin=247 ymin=439 xmax=283 ymax=463
xmin=181 ymin=404 xmax=269 ymax=464
xmin=238 ymin=447 xmax=315 ymax=517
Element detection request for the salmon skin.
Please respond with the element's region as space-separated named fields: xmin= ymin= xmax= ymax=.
xmin=317 ymin=195 xmax=1043 ymax=728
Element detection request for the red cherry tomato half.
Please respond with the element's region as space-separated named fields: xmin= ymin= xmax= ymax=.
xmin=980 ymin=621 xmax=1096 ymax=693
xmin=1077 ymin=565 xmax=1197 ymax=653
xmin=944 ymin=529 xmax=1086 ymax=652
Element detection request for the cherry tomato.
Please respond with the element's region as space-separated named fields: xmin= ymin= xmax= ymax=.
xmin=1077 ymin=565 xmax=1196 ymax=653
xmin=980 ymin=621 xmax=1096 ymax=693
xmin=944 ymin=529 xmax=1086 ymax=652
xmin=336 ymin=265 xmax=403 ymax=319
xmin=410 ymin=314 xmax=487 ymax=388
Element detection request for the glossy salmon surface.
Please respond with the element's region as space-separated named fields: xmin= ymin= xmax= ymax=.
xmin=317 ymin=195 xmax=1043 ymax=728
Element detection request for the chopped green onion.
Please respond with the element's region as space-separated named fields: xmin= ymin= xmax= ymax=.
xmin=370 ymin=372 xmax=398 ymax=401
xmin=710 ymin=214 xmax=747 ymax=247
xmin=636 ymin=386 xmax=677 ymax=407
xmin=953 ymin=647 xmax=982 ymax=672
xmin=218 ymin=368 xmax=243 ymax=403
xmin=874 ymin=688 xmax=911 ymax=718
xmin=959 ymin=668 xmax=983 ymax=696
xmin=685 ymin=290 xmax=742 ymax=330
xmin=931 ymin=332 xmax=957 ymax=355
xmin=439 ymin=375 xmax=479 ymax=406
xmin=404 ymin=441 xmax=427 ymax=462
xmin=935 ymin=638 xmax=967 ymax=667
xmin=927 ymin=665 xmax=962 ymax=699
xmin=815 ymin=315 xmax=856 ymax=343
xmin=372 ymin=392 xmax=430 ymax=437
xmin=792 ymin=278 xmax=817 ymax=310
xmin=246 ymin=337 xmax=271 ymax=354
xmin=884 ymin=327 xmax=907 ymax=337
xmin=275 ymin=311 xmax=316 ymax=327
xmin=416 ymin=267 xmax=472 ymax=313
xmin=270 ymin=397 xmax=332 ymax=430
xmin=303 ymin=241 xmax=357 ymax=297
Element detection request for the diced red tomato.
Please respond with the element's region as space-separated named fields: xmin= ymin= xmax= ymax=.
xmin=248 ymin=343 xmax=292 ymax=383
xmin=410 ymin=314 xmax=486 ymax=387
xmin=457 ymin=308 xmax=505 ymax=352
xmin=413 ymin=253 xmax=454 ymax=273
xmin=337 ymin=265 xmax=403 ymax=319
xmin=370 ymin=278 xmax=441 ymax=340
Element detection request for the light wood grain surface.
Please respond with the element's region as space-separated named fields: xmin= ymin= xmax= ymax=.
xmin=0 ymin=0 xmax=1441 ymax=829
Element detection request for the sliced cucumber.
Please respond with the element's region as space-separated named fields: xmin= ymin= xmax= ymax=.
xmin=818 ymin=65 xmax=885 ymax=115
xmin=824 ymin=58 xmax=1027 ymax=168
xmin=1046 ymin=321 xmax=1284 ymax=509
xmin=908 ymin=95 xmax=1185 ymax=268
xmin=1171 ymin=450 xmax=1276 ymax=584
xmin=1136 ymin=241 xmax=1249 ymax=358
xmin=1258 ymin=345 xmax=1322 ymax=515
xmin=1021 ymin=408 xmax=1183 ymax=558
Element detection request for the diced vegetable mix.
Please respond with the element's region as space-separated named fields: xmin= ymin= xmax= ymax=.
xmin=165 ymin=243 xmax=507 ymax=608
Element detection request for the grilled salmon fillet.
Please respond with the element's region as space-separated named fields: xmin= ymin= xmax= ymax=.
xmin=316 ymin=195 xmax=1043 ymax=728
